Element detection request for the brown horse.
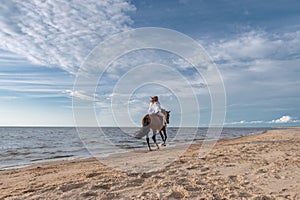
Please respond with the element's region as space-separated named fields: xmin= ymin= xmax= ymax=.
xmin=140 ymin=109 xmax=170 ymax=151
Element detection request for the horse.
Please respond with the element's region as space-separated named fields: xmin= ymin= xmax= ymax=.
xmin=140 ymin=109 xmax=170 ymax=151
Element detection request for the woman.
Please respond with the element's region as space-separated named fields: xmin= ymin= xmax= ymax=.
xmin=148 ymin=96 xmax=167 ymax=126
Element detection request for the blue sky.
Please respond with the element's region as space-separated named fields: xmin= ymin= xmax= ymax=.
xmin=0 ymin=0 xmax=300 ymax=127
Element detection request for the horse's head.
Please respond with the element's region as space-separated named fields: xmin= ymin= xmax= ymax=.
xmin=165 ymin=110 xmax=170 ymax=124
xmin=160 ymin=109 xmax=171 ymax=125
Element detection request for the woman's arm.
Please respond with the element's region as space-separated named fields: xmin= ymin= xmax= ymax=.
xmin=154 ymin=102 xmax=162 ymax=113
xmin=148 ymin=103 xmax=153 ymax=114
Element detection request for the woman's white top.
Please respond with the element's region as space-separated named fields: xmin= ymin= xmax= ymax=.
xmin=148 ymin=101 xmax=162 ymax=114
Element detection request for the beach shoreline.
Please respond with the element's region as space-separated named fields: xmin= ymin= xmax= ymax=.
xmin=0 ymin=127 xmax=272 ymax=169
xmin=0 ymin=127 xmax=271 ymax=170
xmin=1 ymin=128 xmax=299 ymax=199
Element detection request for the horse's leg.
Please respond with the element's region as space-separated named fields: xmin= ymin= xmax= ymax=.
xmin=163 ymin=127 xmax=167 ymax=145
xmin=146 ymin=133 xmax=152 ymax=151
xmin=160 ymin=127 xmax=167 ymax=146
xmin=152 ymin=131 xmax=159 ymax=150
xmin=159 ymin=131 xmax=165 ymax=144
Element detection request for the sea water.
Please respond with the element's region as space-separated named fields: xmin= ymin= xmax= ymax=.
xmin=0 ymin=127 xmax=274 ymax=169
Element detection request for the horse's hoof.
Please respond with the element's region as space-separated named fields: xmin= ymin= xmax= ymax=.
xmin=160 ymin=143 xmax=166 ymax=146
xmin=148 ymin=148 xmax=152 ymax=151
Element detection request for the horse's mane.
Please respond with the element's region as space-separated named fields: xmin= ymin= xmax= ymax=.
xmin=161 ymin=108 xmax=167 ymax=113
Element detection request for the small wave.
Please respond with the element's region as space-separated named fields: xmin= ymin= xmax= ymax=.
xmin=48 ymin=155 xmax=74 ymax=159
xmin=30 ymin=154 xmax=74 ymax=162
xmin=116 ymin=140 xmax=138 ymax=144
xmin=115 ymin=144 xmax=136 ymax=149
xmin=2 ymin=151 xmax=31 ymax=157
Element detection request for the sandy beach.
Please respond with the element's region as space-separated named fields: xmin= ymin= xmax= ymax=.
xmin=1 ymin=128 xmax=299 ymax=199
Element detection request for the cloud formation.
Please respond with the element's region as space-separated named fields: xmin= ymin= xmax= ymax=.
xmin=206 ymin=30 xmax=300 ymax=69
xmin=0 ymin=0 xmax=135 ymax=73
xmin=203 ymin=30 xmax=300 ymax=122
xmin=226 ymin=115 xmax=300 ymax=125
xmin=271 ymin=115 xmax=292 ymax=123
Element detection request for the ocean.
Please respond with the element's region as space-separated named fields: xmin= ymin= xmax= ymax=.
xmin=0 ymin=127 xmax=274 ymax=169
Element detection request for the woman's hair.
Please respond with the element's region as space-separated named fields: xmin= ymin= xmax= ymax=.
xmin=150 ymin=96 xmax=158 ymax=103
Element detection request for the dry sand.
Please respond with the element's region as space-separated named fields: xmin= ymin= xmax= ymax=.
xmin=1 ymin=128 xmax=300 ymax=199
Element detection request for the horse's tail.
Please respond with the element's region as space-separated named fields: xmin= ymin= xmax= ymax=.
xmin=134 ymin=125 xmax=150 ymax=139
xmin=133 ymin=114 xmax=152 ymax=139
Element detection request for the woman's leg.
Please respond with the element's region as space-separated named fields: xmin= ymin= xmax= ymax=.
xmin=157 ymin=111 xmax=166 ymax=125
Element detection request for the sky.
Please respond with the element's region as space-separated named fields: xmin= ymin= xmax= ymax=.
xmin=0 ymin=0 xmax=300 ymax=127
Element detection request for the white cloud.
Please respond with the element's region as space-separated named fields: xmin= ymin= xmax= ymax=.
xmin=0 ymin=50 xmax=28 ymax=64
xmin=0 ymin=96 xmax=18 ymax=100
xmin=200 ymin=30 xmax=300 ymax=114
xmin=64 ymin=90 xmax=92 ymax=101
xmin=225 ymin=120 xmax=263 ymax=125
xmin=203 ymin=30 xmax=300 ymax=88
xmin=171 ymin=57 xmax=193 ymax=69
xmin=64 ymin=89 xmax=104 ymax=102
xmin=206 ymin=30 xmax=300 ymax=64
xmin=271 ymin=115 xmax=292 ymax=123
xmin=226 ymin=115 xmax=299 ymax=125
xmin=208 ymin=32 xmax=278 ymax=61
xmin=0 ymin=0 xmax=135 ymax=73
xmin=0 ymin=68 xmax=75 ymax=100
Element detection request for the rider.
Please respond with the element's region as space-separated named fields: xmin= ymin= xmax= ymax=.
xmin=148 ymin=96 xmax=167 ymax=126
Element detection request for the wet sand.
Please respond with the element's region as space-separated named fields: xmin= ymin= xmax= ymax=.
xmin=1 ymin=128 xmax=299 ymax=199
